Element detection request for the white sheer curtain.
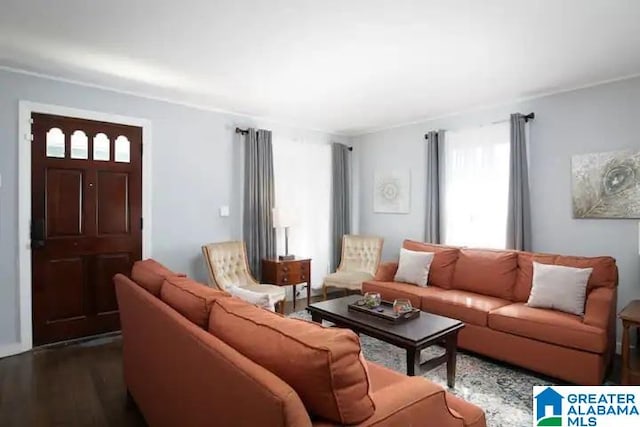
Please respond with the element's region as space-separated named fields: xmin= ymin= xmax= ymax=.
xmin=272 ymin=138 xmax=331 ymax=290
xmin=441 ymin=122 xmax=510 ymax=249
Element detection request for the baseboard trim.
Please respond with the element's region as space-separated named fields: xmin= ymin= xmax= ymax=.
xmin=37 ymin=331 xmax=122 ymax=350
xmin=0 ymin=342 xmax=28 ymax=359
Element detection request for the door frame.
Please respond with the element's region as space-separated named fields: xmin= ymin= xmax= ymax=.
xmin=17 ymin=101 xmax=152 ymax=354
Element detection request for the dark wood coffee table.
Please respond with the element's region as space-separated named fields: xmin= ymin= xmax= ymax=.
xmin=307 ymin=295 xmax=464 ymax=387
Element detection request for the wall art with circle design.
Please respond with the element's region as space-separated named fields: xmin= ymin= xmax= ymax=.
xmin=571 ymin=149 xmax=640 ymax=218
xmin=373 ymin=170 xmax=411 ymax=214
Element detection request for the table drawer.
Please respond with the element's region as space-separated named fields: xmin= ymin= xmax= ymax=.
xmin=277 ymin=270 xmax=309 ymax=284
xmin=261 ymin=259 xmax=311 ymax=285
xmin=277 ymin=262 xmax=301 ymax=275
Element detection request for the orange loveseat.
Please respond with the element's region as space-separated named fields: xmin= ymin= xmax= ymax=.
xmin=115 ymin=259 xmax=486 ymax=427
xmin=363 ymin=240 xmax=618 ymax=385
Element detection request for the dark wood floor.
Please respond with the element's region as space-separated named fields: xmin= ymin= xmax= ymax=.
xmin=0 ymin=335 xmax=145 ymax=427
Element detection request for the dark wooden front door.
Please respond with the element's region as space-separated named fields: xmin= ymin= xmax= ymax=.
xmin=31 ymin=113 xmax=143 ymax=346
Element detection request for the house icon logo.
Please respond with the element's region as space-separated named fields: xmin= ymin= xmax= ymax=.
xmin=534 ymin=387 xmax=564 ymax=426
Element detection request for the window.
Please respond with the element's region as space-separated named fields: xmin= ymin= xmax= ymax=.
xmin=441 ymin=122 xmax=510 ymax=249
xmin=114 ymin=135 xmax=130 ymax=163
xmin=272 ymin=138 xmax=331 ymax=290
xmin=70 ymin=130 xmax=88 ymax=159
xmin=93 ymin=133 xmax=110 ymax=161
xmin=46 ymin=127 xmax=65 ymax=158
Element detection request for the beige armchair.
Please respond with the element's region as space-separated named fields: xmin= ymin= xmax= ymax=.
xmin=322 ymin=235 xmax=383 ymax=299
xmin=202 ymin=241 xmax=286 ymax=313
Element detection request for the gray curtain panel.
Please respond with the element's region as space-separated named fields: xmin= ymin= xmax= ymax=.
xmin=425 ymin=130 xmax=443 ymax=243
xmin=506 ymin=114 xmax=532 ymax=251
xmin=331 ymin=143 xmax=351 ymax=271
xmin=243 ymin=128 xmax=277 ymax=278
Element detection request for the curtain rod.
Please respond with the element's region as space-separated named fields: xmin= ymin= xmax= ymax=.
xmin=236 ymin=127 xmax=354 ymax=151
xmin=424 ymin=112 xmax=535 ymax=139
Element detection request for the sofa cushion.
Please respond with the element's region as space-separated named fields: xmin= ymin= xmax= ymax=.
xmin=240 ymin=283 xmax=286 ymax=309
xmin=452 ymin=249 xmax=518 ymax=300
xmin=366 ymin=362 xmax=406 ymax=393
xmin=488 ymin=303 xmax=607 ymax=353
xmin=402 ymin=240 xmax=459 ymax=289
xmin=324 ymin=271 xmax=374 ymax=291
xmin=159 ymin=276 xmax=229 ymax=328
xmin=131 ymin=259 xmax=183 ymax=296
xmin=421 ymin=290 xmax=511 ymax=326
xmin=226 ymin=285 xmax=272 ymax=310
xmin=209 ymin=297 xmax=375 ymax=425
xmin=362 ymin=281 xmax=446 ymax=309
xmin=514 ymin=252 xmax=557 ymax=302
xmin=555 ymin=255 xmax=617 ymax=291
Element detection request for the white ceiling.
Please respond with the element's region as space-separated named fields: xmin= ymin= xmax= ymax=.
xmin=2 ymin=0 xmax=640 ymax=134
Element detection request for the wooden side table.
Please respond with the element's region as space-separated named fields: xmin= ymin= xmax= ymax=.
xmin=620 ymin=300 xmax=640 ymax=385
xmin=261 ymin=258 xmax=311 ymax=310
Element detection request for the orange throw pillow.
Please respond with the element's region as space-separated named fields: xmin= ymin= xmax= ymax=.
xmin=131 ymin=259 xmax=183 ymax=296
xmin=402 ymin=240 xmax=459 ymax=288
xmin=160 ymin=276 xmax=229 ymax=328
xmin=209 ymin=297 xmax=375 ymax=425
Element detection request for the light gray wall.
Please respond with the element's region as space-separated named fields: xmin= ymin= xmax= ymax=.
xmin=0 ymin=69 xmax=345 ymax=347
xmin=353 ymin=76 xmax=640 ymax=337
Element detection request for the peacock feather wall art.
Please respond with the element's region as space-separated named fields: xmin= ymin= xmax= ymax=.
xmin=571 ymin=149 xmax=640 ymax=218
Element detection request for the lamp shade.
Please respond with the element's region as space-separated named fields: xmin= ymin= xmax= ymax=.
xmin=272 ymin=208 xmax=292 ymax=228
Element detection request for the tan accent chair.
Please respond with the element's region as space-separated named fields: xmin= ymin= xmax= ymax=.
xmin=202 ymin=241 xmax=286 ymax=313
xmin=322 ymin=235 xmax=383 ymax=299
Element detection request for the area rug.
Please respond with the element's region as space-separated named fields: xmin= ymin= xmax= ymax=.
xmin=289 ymin=310 xmax=558 ymax=427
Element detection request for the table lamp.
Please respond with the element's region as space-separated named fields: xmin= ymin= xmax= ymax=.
xmin=272 ymin=208 xmax=295 ymax=260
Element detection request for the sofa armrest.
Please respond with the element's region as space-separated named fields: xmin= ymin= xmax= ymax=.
xmin=359 ymin=378 xmax=467 ymax=427
xmin=583 ymin=287 xmax=615 ymax=329
xmin=584 ymin=286 xmax=617 ymax=366
xmin=374 ymin=262 xmax=399 ymax=282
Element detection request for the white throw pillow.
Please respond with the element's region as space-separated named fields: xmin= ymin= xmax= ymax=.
xmin=526 ymin=262 xmax=593 ymax=316
xmin=393 ymin=248 xmax=435 ymax=287
xmin=226 ymin=285 xmax=273 ymax=311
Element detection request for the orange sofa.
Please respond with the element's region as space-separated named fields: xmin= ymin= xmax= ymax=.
xmin=363 ymin=240 xmax=618 ymax=385
xmin=115 ymin=259 xmax=486 ymax=427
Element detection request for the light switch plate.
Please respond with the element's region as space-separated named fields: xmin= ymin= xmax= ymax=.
xmin=219 ymin=206 xmax=230 ymax=217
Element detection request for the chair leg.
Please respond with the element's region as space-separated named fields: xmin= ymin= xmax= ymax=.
xmin=323 ymin=285 xmax=327 ymax=300
xmin=277 ymin=300 xmax=285 ymax=314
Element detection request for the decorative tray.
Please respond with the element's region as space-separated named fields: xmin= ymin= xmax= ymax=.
xmin=348 ymin=299 xmax=420 ymax=323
